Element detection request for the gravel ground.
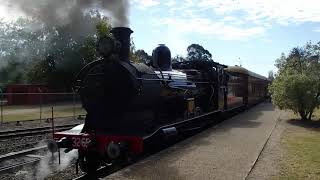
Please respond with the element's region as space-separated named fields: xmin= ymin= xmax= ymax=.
xmin=45 ymin=162 xmax=85 ymax=180
xmin=0 ymin=117 xmax=85 ymax=179
xmin=0 ymin=134 xmax=52 ymax=155
xmin=0 ymin=117 xmax=84 ymax=155
xmin=0 ymin=149 xmax=85 ymax=180
xmin=246 ymin=111 xmax=289 ymax=179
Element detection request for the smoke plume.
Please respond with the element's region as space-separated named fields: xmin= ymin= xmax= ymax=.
xmin=2 ymin=0 xmax=129 ymax=27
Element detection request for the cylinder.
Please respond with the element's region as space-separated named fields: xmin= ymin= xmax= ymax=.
xmin=162 ymin=127 xmax=178 ymax=138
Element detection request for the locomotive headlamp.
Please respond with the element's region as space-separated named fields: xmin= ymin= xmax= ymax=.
xmin=106 ymin=141 xmax=121 ymax=159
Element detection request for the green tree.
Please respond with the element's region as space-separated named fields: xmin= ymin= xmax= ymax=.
xmin=134 ymin=49 xmax=151 ymax=64
xmin=129 ymin=40 xmax=148 ymax=63
xmin=0 ymin=57 xmax=27 ymax=84
xmin=0 ymin=13 xmax=112 ymax=90
xmin=268 ymin=70 xmax=275 ymax=81
xmin=96 ymin=20 xmax=112 ymax=38
xmin=269 ymin=42 xmax=320 ymax=121
xmin=129 ymin=40 xmax=139 ymax=63
xmin=187 ymin=44 xmax=212 ymax=61
xmin=172 ymin=55 xmax=186 ymax=63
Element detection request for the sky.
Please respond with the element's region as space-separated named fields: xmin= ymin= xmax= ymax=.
xmin=129 ymin=0 xmax=320 ymax=76
xmin=1 ymin=0 xmax=320 ymax=77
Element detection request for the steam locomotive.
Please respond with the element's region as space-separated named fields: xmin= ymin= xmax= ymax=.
xmin=48 ymin=27 xmax=269 ymax=173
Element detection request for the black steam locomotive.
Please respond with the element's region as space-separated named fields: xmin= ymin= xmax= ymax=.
xmin=49 ymin=27 xmax=269 ymax=173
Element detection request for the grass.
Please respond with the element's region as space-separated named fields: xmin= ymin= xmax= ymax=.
xmin=1 ymin=105 xmax=86 ymax=122
xmin=273 ymin=108 xmax=320 ymax=180
xmin=274 ymin=130 xmax=320 ymax=180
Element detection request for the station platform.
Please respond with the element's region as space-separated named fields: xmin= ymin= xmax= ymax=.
xmin=103 ymin=103 xmax=281 ymax=180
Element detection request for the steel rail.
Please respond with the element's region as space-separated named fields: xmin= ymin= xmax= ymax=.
xmin=0 ymin=158 xmax=41 ymax=174
xmin=0 ymin=124 xmax=80 ymax=139
xmin=0 ymin=146 xmax=46 ymax=162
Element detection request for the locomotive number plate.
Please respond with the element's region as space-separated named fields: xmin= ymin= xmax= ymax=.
xmin=71 ymin=137 xmax=91 ymax=149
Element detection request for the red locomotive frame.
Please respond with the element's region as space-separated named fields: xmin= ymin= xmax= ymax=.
xmin=52 ymin=130 xmax=144 ymax=154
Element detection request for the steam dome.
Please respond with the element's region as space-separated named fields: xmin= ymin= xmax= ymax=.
xmin=152 ymin=44 xmax=172 ymax=71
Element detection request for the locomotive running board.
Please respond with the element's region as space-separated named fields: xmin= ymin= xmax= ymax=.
xmin=143 ymin=110 xmax=221 ymax=140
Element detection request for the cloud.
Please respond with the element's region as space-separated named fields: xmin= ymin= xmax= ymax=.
xmin=197 ymin=0 xmax=320 ymax=24
xmin=157 ymin=17 xmax=265 ymax=40
xmin=165 ymin=26 xmax=190 ymax=56
xmin=0 ymin=2 xmax=24 ymax=22
xmin=133 ymin=0 xmax=267 ymax=40
xmin=133 ymin=0 xmax=320 ymax=40
xmin=165 ymin=0 xmax=176 ymax=7
xmin=313 ymin=27 xmax=320 ymax=32
xmin=132 ymin=0 xmax=160 ymax=9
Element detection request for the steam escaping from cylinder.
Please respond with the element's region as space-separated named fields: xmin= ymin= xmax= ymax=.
xmin=1 ymin=0 xmax=129 ymax=27
xmin=34 ymin=149 xmax=78 ymax=179
xmin=13 ymin=141 xmax=79 ymax=180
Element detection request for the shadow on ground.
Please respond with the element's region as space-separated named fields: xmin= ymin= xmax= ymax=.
xmin=219 ymin=102 xmax=275 ymax=129
xmin=287 ymin=118 xmax=320 ymax=130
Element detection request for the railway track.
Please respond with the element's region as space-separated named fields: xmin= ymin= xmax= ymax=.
xmin=0 ymin=158 xmax=41 ymax=174
xmin=0 ymin=146 xmax=47 ymax=174
xmin=0 ymin=123 xmax=80 ymax=139
xmin=0 ymin=123 xmax=80 ymax=176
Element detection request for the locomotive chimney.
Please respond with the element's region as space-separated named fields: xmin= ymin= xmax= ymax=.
xmin=111 ymin=27 xmax=133 ymax=62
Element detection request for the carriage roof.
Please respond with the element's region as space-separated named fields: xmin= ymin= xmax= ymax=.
xmin=225 ymin=66 xmax=269 ymax=81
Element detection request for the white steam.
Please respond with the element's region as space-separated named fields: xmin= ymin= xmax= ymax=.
xmin=13 ymin=140 xmax=79 ymax=180
xmin=35 ymin=149 xmax=78 ymax=179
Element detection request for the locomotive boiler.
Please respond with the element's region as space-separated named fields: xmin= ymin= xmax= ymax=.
xmin=74 ymin=27 xmax=226 ymax=136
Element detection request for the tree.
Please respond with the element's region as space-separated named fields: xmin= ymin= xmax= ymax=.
xmin=129 ymin=40 xmax=139 ymax=63
xmin=0 ymin=18 xmax=49 ymax=84
xmin=134 ymin=49 xmax=151 ymax=64
xmin=96 ymin=20 xmax=112 ymax=38
xmin=187 ymin=44 xmax=212 ymax=61
xmin=268 ymin=70 xmax=275 ymax=81
xmin=172 ymin=55 xmax=186 ymax=63
xmin=269 ymin=42 xmax=320 ymax=121
xmin=129 ymin=40 xmax=150 ymax=64
xmin=0 ymin=12 xmax=112 ymax=90
xmin=26 ymin=55 xmax=58 ymax=85
xmin=0 ymin=57 xmax=27 ymax=84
